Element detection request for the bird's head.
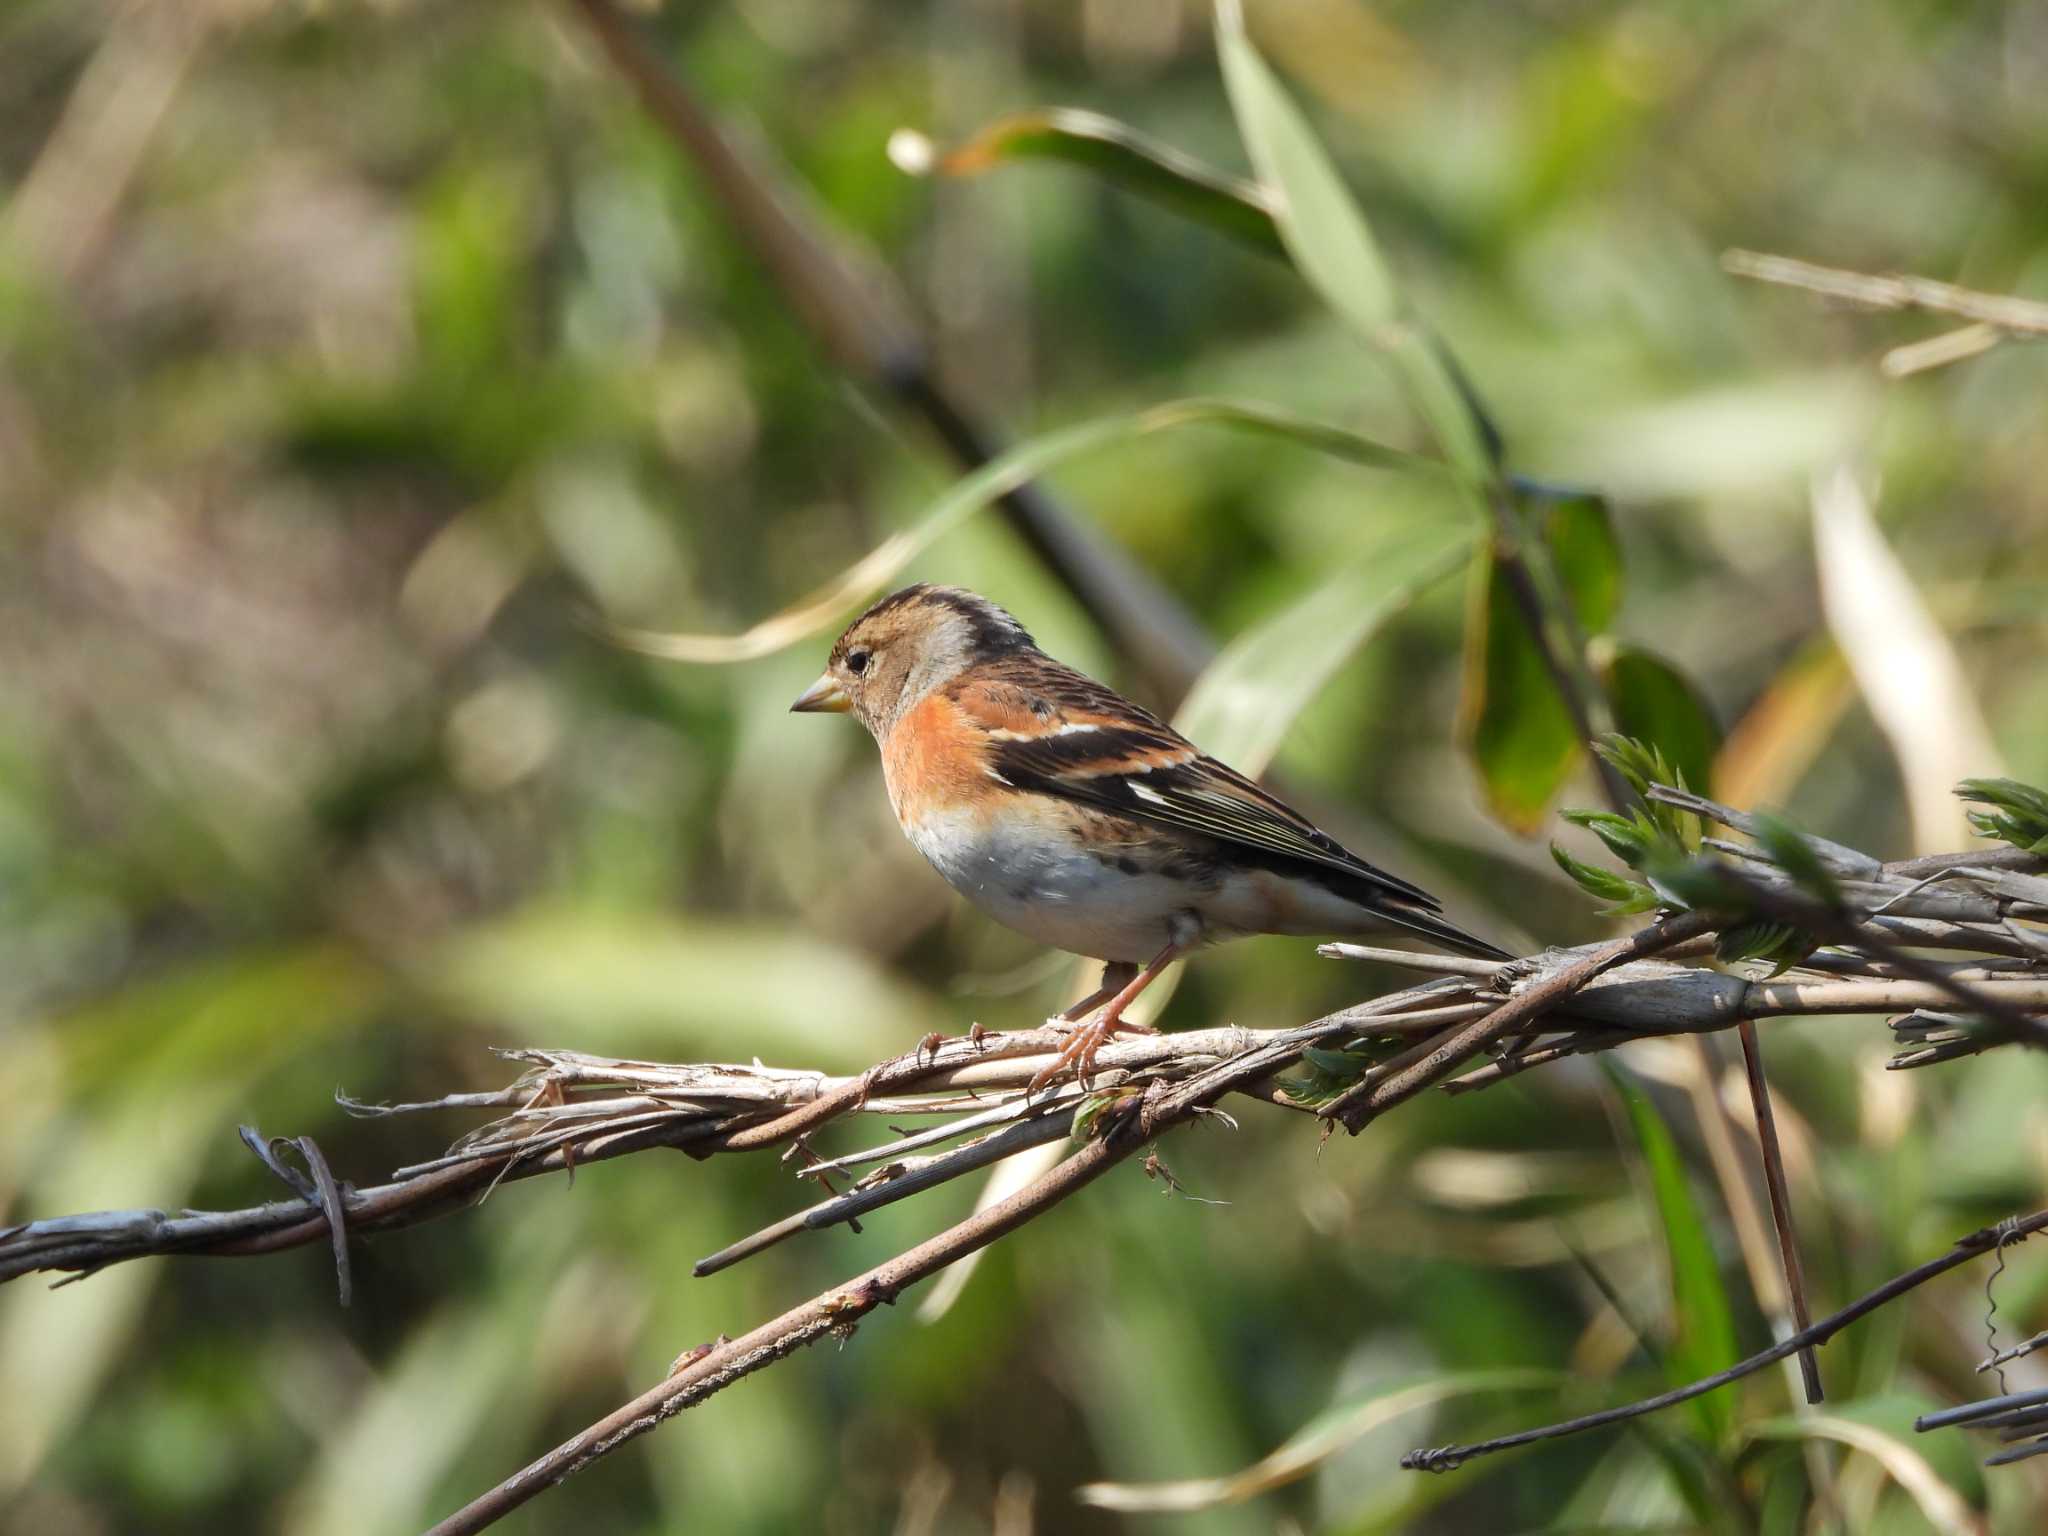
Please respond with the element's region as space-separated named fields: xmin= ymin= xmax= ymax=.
xmin=790 ymin=584 xmax=1033 ymax=738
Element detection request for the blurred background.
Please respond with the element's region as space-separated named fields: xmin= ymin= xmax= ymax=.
xmin=4 ymin=1 xmax=2048 ymax=1532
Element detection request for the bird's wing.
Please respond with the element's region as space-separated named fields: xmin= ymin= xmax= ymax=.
xmin=955 ymin=665 xmax=1442 ymax=910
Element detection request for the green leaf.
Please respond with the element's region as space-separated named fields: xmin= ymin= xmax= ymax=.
xmin=1601 ymin=1060 xmax=1739 ymax=1446
xmin=1280 ymin=1047 xmax=1377 ymax=1107
xmin=1462 ymin=548 xmax=1578 ymax=833
xmin=1070 ymin=1086 xmax=1141 ymax=1141
xmin=1173 ymin=515 xmax=1476 ymax=776
xmin=1604 ymin=647 xmax=1723 ymax=798
xmin=1559 ymin=808 xmax=1662 ymax=870
xmin=1590 ymin=734 xmax=1672 ymax=798
xmin=930 ymin=107 xmax=1285 ymax=259
xmin=1714 ymin=920 xmax=1814 ymax=973
xmin=1549 ymin=843 xmax=1659 ymax=915
xmin=1539 ymin=492 xmax=1623 ymax=638
xmin=1958 ymin=776 xmax=2048 ymax=853
xmin=1461 ymin=500 xmax=1630 ymax=833
xmin=602 ymin=396 xmax=1433 ymax=664
xmin=1215 ymin=6 xmax=1494 ymax=480
xmin=1592 ymin=734 xmax=1701 ymax=849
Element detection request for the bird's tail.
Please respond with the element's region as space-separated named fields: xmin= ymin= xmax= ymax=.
xmin=1371 ymin=896 xmax=1515 ymax=962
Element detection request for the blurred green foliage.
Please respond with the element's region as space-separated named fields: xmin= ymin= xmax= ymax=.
xmin=3 ymin=1 xmax=2048 ymax=1533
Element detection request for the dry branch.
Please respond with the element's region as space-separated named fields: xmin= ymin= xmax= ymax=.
xmin=1722 ymin=249 xmax=2048 ymax=377
xmin=5 ymin=811 xmax=2044 ymax=1534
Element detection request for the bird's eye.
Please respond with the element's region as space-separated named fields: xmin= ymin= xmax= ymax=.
xmin=846 ymin=649 xmax=870 ymax=676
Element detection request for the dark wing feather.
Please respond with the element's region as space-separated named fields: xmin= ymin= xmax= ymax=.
xmin=971 ymin=659 xmax=1440 ymax=910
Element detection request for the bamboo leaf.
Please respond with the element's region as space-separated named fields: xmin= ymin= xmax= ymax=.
xmin=601 ymin=397 xmax=1432 ymax=664
xmin=1815 ymin=465 xmax=2002 ymax=852
xmin=1958 ymin=776 xmax=2048 ymax=854
xmin=1459 ymin=491 xmax=1635 ymax=831
xmin=1173 ymin=515 xmax=1476 ymax=776
xmin=1602 ymin=1060 xmax=1739 ymax=1446
xmin=1536 ymin=491 xmax=1623 ymax=638
xmin=924 ymin=107 xmax=1285 ymax=259
xmin=1549 ymin=843 xmax=1659 ymax=915
xmin=1215 ymin=3 xmax=1494 ymax=479
xmin=1460 ymin=548 xmax=1576 ymax=833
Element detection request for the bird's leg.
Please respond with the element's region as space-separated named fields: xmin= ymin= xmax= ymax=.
xmin=1053 ymin=962 xmax=1137 ymax=1023
xmin=1030 ymin=946 xmax=1179 ymax=1094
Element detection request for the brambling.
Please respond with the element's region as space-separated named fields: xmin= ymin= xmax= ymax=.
xmin=792 ymin=584 xmax=1506 ymax=1088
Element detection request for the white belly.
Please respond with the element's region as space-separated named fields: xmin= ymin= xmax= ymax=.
xmin=902 ymin=807 xmax=1189 ymax=963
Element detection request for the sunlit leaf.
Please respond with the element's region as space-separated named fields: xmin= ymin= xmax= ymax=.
xmin=1215 ymin=3 xmax=1494 ymax=479
xmin=1592 ymin=734 xmax=1701 ymax=849
xmin=1602 ymin=1060 xmax=1738 ymax=1445
xmin=1075 ymin=1368 xmax=1561 ymax=1512
xmin=1174 ymin=514 xmax=1476 ymax=775
xmin=1560 ymin=807 xmax=1673 ymax=871
xmin=1815 ymin=465 xmax=2002 ymax=853
xmin=1744 ymin=1398 xmax=1981 ymax=1531
xmin=1549 ymin=842 xmax=1659 ymax=915
xmin=927 ymin=107 xmax=1284 ymax=259
xmin=1958 ymin=776 xmax=2048 ymax=854
xmin=604 ymin=397 xmax=1431 ymax=664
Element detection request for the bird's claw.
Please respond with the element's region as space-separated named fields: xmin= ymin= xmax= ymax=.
xmin=1028 ymin=1011 xmax=1119 ymax=1094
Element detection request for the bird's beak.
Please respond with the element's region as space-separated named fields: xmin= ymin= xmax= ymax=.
xmin=789 ymin=671 xmax=852 ymax=714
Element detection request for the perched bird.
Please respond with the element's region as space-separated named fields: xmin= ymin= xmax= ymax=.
xmin=792 ymin=584 xmax=1506 ymax=1088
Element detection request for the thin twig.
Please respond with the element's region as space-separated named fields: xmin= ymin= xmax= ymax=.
xmin=1735 ymin=1020 xmax=1820 ymax=1403
xmin=693 ymin=1112 xmax=1073 ymax=1277
xmin=1320 ymin=912 xmax=1715 ymax=1130
xmin=422 ymin=1133 xmax=1138 ymax=1536
xmin=1406 ymin=1209 xmax=2048 ymax=1472
xmin=1723 ymin=250 xmax=2048 ymax=338
xmin=423 ymin=1031 xmax=1295 ymax=1536
xmin=1716 ymin=870 xmax=2048 ymax=1047
xmin=10 ymin=949 xmax=2041 ymax=1288
xmin=1318 ymin=943 xmax=1506 ymax=977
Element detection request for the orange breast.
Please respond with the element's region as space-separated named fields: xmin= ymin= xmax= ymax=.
xmin=882 ymin=693 xmax=992 ymax=826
